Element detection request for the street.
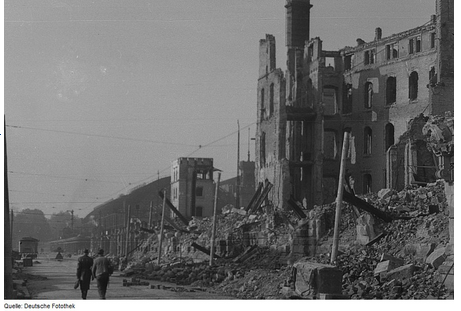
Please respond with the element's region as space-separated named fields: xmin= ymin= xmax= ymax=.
xmin=23 ymin=254 xmax=233 ymax=300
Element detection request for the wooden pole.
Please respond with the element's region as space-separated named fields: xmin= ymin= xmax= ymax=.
xmin=157 ymin=189 xmax=167 ymax=265
xmin=236 ymin=120 xmax=240 ymax=209
xmin=125 ymin=205 xmax=131 ymax=259
xmin=330 ymin=131 xmax=350 ymax=265
xmin=210 ymin=172 xmax=221 ymax=266
xmin=148 ymin=201 xmax=153 ymax=229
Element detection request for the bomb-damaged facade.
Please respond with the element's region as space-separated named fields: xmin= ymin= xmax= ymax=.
xmin=255 ymin=0 xmax=453 ymax=210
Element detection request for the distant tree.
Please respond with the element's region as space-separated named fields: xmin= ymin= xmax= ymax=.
xmin=49 ymin=211 xmax=83 ymax=240
xmin=12 ymin=209 xmax=53 ymax=249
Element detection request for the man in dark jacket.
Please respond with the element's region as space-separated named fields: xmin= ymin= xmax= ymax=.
xmin=76 ymin=249 xmax=93 ymax=299
xmin=92 ymin=249 xmax=113 ymax=299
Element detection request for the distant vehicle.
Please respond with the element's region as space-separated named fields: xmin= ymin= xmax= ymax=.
xmin=19 ymin=237 xmax=39 ymax=259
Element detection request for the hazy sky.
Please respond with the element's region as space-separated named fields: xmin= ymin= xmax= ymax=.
xmin=4 ymin=0 xmax=436 ymax=217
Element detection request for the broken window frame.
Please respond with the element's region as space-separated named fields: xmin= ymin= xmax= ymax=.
xmin=364 ymin=49 xmax=375 ymax=65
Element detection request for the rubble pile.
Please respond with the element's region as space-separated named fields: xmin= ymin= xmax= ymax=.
xmin=124 ymin=180 xmax=451 ymax=299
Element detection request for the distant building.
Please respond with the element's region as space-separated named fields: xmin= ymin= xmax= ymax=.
xmin=171 ymin=157 xmax=215 ymax=219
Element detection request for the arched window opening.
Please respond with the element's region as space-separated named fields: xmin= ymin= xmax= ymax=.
xmin=409 ymin=71 xmax=419 ymax=100
xmin=364 ymin=127 xmax=372 ymax=155
xmin=385 ymin=123 xmax=395 ymax=151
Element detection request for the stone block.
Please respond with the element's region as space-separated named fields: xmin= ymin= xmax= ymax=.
xmin=383 ymin=264 xmax=416 ymax=281
xmin=426 ymin=247 xmax=447 ymax=269
xmin=374 ymin=260 xmax=401 ymax=276
xmin=293 ymin=259 xmax=343 ymax=297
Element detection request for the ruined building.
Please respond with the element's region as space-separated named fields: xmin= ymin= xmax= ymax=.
xmin=170 ymin=157 xmax=215 ymax=219
xmin=255 ymin=0 xmax=453 ymax=210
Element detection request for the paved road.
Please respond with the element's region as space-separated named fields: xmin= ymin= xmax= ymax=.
xmin=24 ymin=254 xmax=233 ymax=300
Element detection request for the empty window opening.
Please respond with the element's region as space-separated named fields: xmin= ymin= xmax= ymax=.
xmin=325 ymin=57 xmax=335 ymax=69
xmin=386 ymin=43 xmax=398 ymax=60
xmin=409 ymin=71 xmax=419 ymax=100
xmin=195 ymin=186 xmax=203 ymax=197
xmin=409 ymin=38 xmax=414 ymax=54
xmin=260 ymin=88 xmax=265 ymax=112
xmin=364 ymin=127 xmax=372 ymax=155
xmin=364 ymin=51 xmax=370 ymax=65
xmin=429 ymin=67 xmax=437 ymax=86
xmin=260 ymin=132 xmax=266 ymax=166
xmin=363 ymin=174 xmax=372 ymax=194
xmin=343 ymin=83 xmax=353 ymax=114
xmin=269 ymin=83 xmax=274 ymax=115
xmin=385 ymin=123 xmax=395 ymax=151
xmin=344 ymin=55 xmax=352 ymax=70
xmin=430 ymin=33 xmax=436 ymax=49
xmin=416 ymin=37 xmax=421 ymax=53
xmin=364 ymin=82 xmax=373 ymax=109
xmin=386 ymin=76 xmax=397 ymax=105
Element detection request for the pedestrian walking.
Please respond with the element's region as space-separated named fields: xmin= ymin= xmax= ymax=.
xmin=92 ymin=249 xmax=113 ymax=299
xmin=76 ymin=249 xmax=93 ymax=299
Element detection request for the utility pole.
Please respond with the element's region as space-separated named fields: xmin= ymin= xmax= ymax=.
xmin=125 ymin=205 xmax=131 ymax=261
xmin=148 ymin=201 xmax=153 ymax=229
xmin=157 ymin=190 xmax=167 ymax=265
xmin=210 ymin=172 xmax=221 ymax=266
xmin=4 ymin=115 xmax=14 ymax=299
xmin=236 ymin=120 xmax=240 ymax=209
xmin=247 ymin=127 xmax=251 ymax=162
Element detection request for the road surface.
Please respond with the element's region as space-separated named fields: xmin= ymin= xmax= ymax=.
xmin=23 ymin=254 xmax=233 ymax=300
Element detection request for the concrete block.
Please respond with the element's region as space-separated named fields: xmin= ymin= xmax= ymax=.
xmin=293 ymin=259 xmax=343 ymax=297
xmin=426 ymin=247 xmax=447 ymax=269
xmin=383 ymin=264 xmax=416 ymax=281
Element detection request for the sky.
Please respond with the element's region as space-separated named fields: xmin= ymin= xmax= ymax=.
xmin=3 ymin=0 xmax=437 ymax=218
